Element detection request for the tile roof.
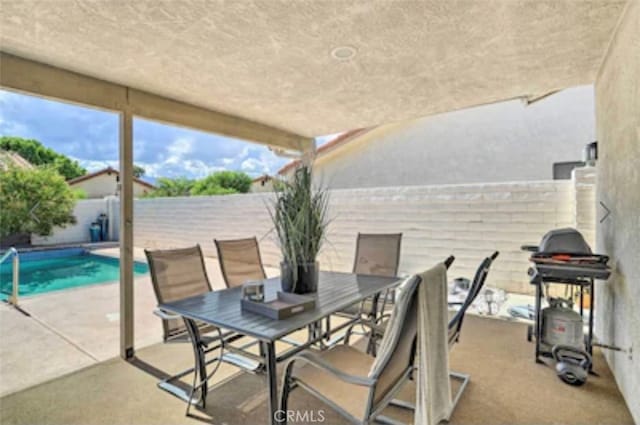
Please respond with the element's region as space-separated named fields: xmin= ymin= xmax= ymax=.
xmin=67 ymin=166 xmax=156 ymax=189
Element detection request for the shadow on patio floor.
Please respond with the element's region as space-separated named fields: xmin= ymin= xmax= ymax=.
xmin=0 ymin=316 xmax=633 ymax=425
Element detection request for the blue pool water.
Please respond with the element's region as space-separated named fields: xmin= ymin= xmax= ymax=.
xmin=0 ymin=248 xmax=148 ymax=299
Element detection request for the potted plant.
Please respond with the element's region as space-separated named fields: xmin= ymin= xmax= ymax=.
xmin=269 ymin=165 xmax=329 ymax=294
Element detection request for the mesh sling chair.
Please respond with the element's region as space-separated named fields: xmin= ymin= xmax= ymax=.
xmin=215 ymin=236 xmax=306 ymax=348
xmin=214 ymin=237 xmax=267 ymax=288
xmin=372 ymin=252 xmax=500 ymax=425
xmin=328 ymin=233 xmax=402 ymax=347
xmin=145 ymin=245 xmax=262 ymax=405
xmin=280 ymin=275 xmax=422 ymax=425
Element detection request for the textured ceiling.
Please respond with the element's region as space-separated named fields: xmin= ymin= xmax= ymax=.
xmin=0 ymin=0 xmax=626 ymax=138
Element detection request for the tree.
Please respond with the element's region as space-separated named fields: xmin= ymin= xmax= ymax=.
xmin=133 ymin=164 xmax=146 ymax=178
xmin=0 ymin=166 xmax=77 ymax=238
xmin=0 ymin=136 xmax=86 ymax=180
xmin=72 ymin=188 xmax=88 ymax=199
xmin=209 ymin=170 xmax=253 ymax=193
xmin=190 ymin=171 xmax=252 ymax=196
xmin=144 ymin=177 xmax=195 ymax=198
xmin=143 ymin=171 xmax=253 ymax=198
xmin=189 ymin=181 xmax=237 ymax=196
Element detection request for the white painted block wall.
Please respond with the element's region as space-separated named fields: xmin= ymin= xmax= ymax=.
xmin=33 ymin=174 xmax=596 ymax=295
xmin=320 ymin=181 xmax=576 ymax=293
xmin=132 ymin=180 xmax=580 ymax=294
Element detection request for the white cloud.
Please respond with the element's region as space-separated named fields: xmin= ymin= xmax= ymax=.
xmin=0 ymin=90 xmax=290 ymax=179
xmin=129 ymin=136 xmax=224 ymax=178
xmin=238 ymin=149 xmax=290 ymax=177
xmin=167 ymin=137 xmax=193 ymax=156
xmin=0 ymin=119 xmax=29 ymax=136
xmin=75 ymin=158 xmax=118 ymax=172
xmin=240 ymin=158 xmax=262 ymax=172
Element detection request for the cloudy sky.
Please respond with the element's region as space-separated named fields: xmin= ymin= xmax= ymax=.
xmin=0 ymin=89 xmax=338 ymax=181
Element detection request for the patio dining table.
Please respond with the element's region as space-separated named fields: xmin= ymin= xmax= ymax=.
xmin=159 ymin=270 xmax=403 ymax=425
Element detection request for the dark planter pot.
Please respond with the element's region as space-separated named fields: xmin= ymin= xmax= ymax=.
xmin=280 ymin=261 xmax=319 ymax=294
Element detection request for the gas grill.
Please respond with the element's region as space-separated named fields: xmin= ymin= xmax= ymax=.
xmin=525 ymin=228 xmax=610 ymax=282
xmin=521 ymin=228 xmax=610 ymax=381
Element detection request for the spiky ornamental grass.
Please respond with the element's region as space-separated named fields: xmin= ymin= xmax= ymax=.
xmin=269 ymin=165 xmax=330 ymax=290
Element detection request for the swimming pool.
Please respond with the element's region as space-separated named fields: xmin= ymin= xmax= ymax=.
xmin=0 ymin=248 xmax=149 ymax=300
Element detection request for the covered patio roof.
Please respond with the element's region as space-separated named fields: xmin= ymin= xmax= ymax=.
xmin=0 ymin=0 xmax=630 ymax=362
xmin=0 ymin=0 xmax=626 ymax=137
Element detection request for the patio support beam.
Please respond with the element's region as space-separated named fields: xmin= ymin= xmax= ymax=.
xmin=0 ymin=52 xmax=313 ymax=152
xmin=301 ymin=139 xmax=317 ymax=166
xmin=119 ymin=109 xmax=135 ymax=360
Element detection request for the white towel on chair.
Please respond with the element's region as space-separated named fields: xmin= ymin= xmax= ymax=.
xmin=415 ymin=263 xmax=453 ymax=425
xmin=369 ymin=275 xmax=420 ymax=374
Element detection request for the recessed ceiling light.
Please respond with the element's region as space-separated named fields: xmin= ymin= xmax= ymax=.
xmin=331 ymin=46 xmax=357 ymax=61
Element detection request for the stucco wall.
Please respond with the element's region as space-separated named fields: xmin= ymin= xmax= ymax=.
xmin=70 ymin=173 xmax=152 ymax=199
xmin=250 ymin=179 xmax=276 ymax=193
xmin=132 ymin=179 xmax=586 ymax=294
xmin=32 ymin=199 xmax=110 ymax=245
xmin=311 ymin=86 xmax=595 ymax=189
xmin=594 ymin=1 xmax=640 ymax=423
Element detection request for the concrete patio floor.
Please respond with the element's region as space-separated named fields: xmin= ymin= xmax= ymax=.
xmin=0 ymin=316 xmax=632 ymax=425
xmin=0 ymin=245 xmax=539 ymax=398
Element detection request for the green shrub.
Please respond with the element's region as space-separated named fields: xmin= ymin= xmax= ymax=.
xmin=208 ymin=170 xmax=252 ymax=193
xmin=143 ymin=177 xmax=195 ymax=198
xmin=72 ymin=188 xmax=88 ymax=199
xmin=190 ymin=171 xmax=252 ymax=196
xmin=0 ymin=166 xmax=77 ymax=237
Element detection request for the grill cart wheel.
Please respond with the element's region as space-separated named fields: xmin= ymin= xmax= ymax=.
xmin=552 ymin=345 xmax=592 ymax=386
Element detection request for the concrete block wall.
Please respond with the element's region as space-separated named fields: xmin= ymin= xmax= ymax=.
xmin=320 ymin=181 xmax=575 ymax=293
xmin=132 ymin=179 xmax=581 ymax=294
xmin=33 ymin=172 xmax=596 ymax=295
xmin=134 ymin=193 xmax=280 ymax=264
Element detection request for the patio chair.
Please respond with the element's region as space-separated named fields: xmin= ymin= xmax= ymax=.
xmin=448 ymin=252 xmax=500 ymax=348
xmin=279 ymin=274 xmax=422 ymax=425
xmin=215 ymin=237 xmax=313 ymax=349
xmin=145 ymin=245 xmax=262 ymax=404
xmin=327 ymin=233 xmax=402 ymax=347
xmin=214 ymin=237 xmax=267 ymax=288
xmin=371 ymin=252 xmax=500 ymax=424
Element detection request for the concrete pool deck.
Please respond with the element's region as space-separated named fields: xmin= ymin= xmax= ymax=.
xmin=0 ymin=247 xmax=278 ymax=396
xmin=0 ymin=246 xmax=534 ymax=397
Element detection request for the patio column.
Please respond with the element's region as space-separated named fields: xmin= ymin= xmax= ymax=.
xmin=119 ymin=108 xmax=135 ymax=359
xmin=301 ymin=139 xmax=317 ymax=165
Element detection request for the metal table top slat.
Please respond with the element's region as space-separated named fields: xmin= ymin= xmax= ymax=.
xmin=160 ymin=271 xmax=402 ymax=341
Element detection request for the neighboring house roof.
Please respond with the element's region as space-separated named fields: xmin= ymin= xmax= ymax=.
xmin=277 ymin=128 xmax=371 ymax=175
xmin=67 ymin=167 xmax=156 ymax=189
xmin=0 ymin=149 xmax=35 ymax=171
xmin=252 ymin=174 xmax=273 ymax=184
